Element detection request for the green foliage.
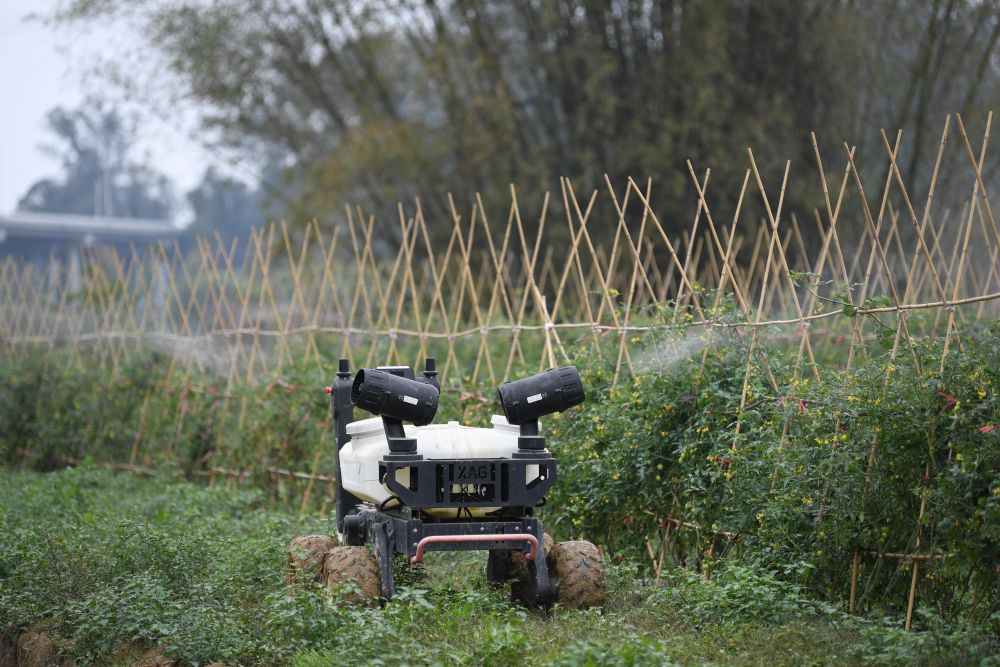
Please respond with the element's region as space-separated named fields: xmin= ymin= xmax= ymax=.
xmin=3 ymin=468 xmax=999 ymax=665
xmin=647 ymin=564 xmax=813 ymax=627
xmin=851 ymin=608 xmax=1000 ymax=667
xmin=545 ymin=638 xmax=679 ymax=667
xmin=0 ymin=466 xmax=350 ymax=665
xmin=5 ymin=319 xmax=1000 ymax=630
xmin=0 ymin=467 xmax=552 ymax=665
xmin=548 ymin=322 xmax=1000 ymax=627
xmin=848 ymin=610 xmax=1000 ymax=667
xmin=4 ymin=293 xmax=1000 ymax=661
xmin=0 ymin=348 xmax=334 ymax=498
xmin=545 ymin=326 xmax=756 ymax=554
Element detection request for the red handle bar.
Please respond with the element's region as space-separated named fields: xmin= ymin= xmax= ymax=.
xmin=410 ymin=533 xmax=538 ymax=564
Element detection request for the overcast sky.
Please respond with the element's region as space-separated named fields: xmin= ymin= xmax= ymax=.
xmin=0 ymin=0 xmax=209 ymax=219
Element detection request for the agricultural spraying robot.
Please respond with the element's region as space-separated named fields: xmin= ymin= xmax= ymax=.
xmin=288 ymin=358 xmax=605 ymax=609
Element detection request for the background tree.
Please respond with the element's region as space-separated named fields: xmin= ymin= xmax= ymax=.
xmin=18 ymin=101 xmax=173 ymax=219
xmin=50 ymin=0 xmax=1000 ymax=249
xmin=185 ymin=168 xmax=265 ymax=247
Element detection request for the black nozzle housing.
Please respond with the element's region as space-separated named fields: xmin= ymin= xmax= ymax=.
xmin=498 ymin=366 xmax=585 ymax=425
xmin=351 ymin=368 xmax=439 ymax=426
xmin=421 ymin=357 xmax=440 ymax=390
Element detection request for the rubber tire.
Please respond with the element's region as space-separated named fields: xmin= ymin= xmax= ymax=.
xmin=324 ymin=546 xmax=381 ymax=605
xmin=549 ymin=540 xmax=605 ymax=610
xmin=286 ymin=534 xmax=337 ymax=585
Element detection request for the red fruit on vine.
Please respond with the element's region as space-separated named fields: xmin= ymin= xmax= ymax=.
xmin=937 ymin=391 xmax=957 ymax=412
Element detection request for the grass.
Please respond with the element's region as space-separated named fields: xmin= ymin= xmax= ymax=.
xmin=2 ymin=467 xmax=997 ymax=666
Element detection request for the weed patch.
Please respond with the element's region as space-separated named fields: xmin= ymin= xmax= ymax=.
xmin=3 ymin=468 xmax=998 ymax=665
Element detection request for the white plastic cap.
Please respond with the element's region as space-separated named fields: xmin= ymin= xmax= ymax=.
xmin=491 ymin=413 xmax=538 ymax=434
xmin=345 ymin=416 xmax=386 ymax=437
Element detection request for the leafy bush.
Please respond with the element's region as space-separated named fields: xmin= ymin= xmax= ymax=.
xmin=546 ymin=638 xmax=679 ymax=667
xmin=547 ymin=321 xmax=1000 ymax=628
xmin=646 ymin=564 xmax=813 ymax=627
xmin=0 ymin=349 xmax=339 ymax=502
xmin=0 ymin=465 xmax=348 ymax=665
xmin=848 ymin=609 xmax=1000 ymax=667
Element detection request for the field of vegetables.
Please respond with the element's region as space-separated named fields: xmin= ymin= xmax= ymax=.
xmin=2 ymin=466 xmax=997 ymax=667
xmin=2 ymin=319 xmax=999 ymax=665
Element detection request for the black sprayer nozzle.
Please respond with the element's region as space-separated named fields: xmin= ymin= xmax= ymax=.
xmin=422 ymin=357 xmax=439 ymax=390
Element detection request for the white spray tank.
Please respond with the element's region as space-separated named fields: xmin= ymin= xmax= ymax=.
xmin=339 ymin=414 xmax=538 ymax=517
xmin=333 ymin=361 xmax=582 ymax=522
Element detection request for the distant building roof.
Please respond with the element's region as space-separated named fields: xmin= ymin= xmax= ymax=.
xmin=0 ymin=210 xmax=180 ymax=244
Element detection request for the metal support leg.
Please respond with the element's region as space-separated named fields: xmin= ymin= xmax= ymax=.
xmin=487 ymin=549 xmax=511 ymax=584
xmin=530 ymin=521 xmax=555 ymax=607
xmin=373 ymin=521 xmax=395 ymax=601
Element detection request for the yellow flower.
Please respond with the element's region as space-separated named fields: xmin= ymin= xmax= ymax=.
xmin=756 ymin=513 xmax=764 ymax=523
xmin=724 ymin=471 xmax=733 ymax=480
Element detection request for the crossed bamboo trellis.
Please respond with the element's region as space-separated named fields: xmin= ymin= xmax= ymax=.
xmin=2 ymin=114 xmax=1000 ymax=627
